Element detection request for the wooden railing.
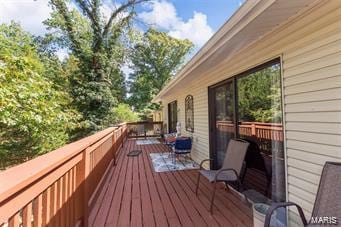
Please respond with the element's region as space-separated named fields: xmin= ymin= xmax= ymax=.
xmin=239 ymin=122 xmax=283 ymax=141
xmin=127 ymin=121 xmax=163 ymax=138
xmin=216 ymin=121 xmax=284 ymax=155
xmin=216 ymin=121 xmax=283 ymax=141
xmin=0 ymin=123 xmax=127 ymax=227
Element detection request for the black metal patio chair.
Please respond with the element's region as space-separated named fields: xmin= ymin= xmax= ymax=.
xmin=136 ymin=124 xmax=146 ymax=139
xmin=195 ymin=139 xmax=249 ymax=213
xmin=264 ymin=161 xmax=341 ymax=227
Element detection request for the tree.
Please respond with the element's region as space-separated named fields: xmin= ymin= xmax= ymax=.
xmin=128 ymin=29 xmax=193 ymax=111
xmin=45 ymin=0 xmax=147 ymax=137
xmin=34 ymin=35 xmax=71 ymax=91
xmin=111 ymin=103 xmax=140 ymax=124
xmin=0 ymin=23 xmax=79 ymax=168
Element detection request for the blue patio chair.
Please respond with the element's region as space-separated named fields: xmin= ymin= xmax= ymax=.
xmin=173 ymin=137 xmax=192 ymax=164
xmin=163 ymin=133 xmax=176 ymax=156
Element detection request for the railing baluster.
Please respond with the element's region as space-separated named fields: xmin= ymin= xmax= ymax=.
xmin=112 ymin=132 xmax=116 ymax=165
xmin=65 ymin=172 xmax=70 ymax=227
xmin=22 ymin=202 xmax=32 ymax=227
xmin=61 ymin=174 xmax=66 ymax=227
xmin=51 ymin=181 xmax=58 ymax=226
xmin=75 ymin=148 xmax=90 ymax=227
xmin=8 ymin=212 xmax=19 ymax=227
xmin=71 ymin=167 xmax=76 ymax=226
xmin=61 ymin=175 xmax=66 ymax=227
xmin=56 ymin=178 xmax=62 ymax=227
xmin=33 ymin=194 xmax=43 ymax=227
xmin=42 ymin=188 xmax=51 ymax=226
xmin=69 ymin=168 xmax=75 ymax=227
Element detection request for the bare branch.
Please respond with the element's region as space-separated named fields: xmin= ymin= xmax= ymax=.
xmin=100 ymin=78 xmax=113 ymax=86
xmin=49 ymin=0 xmax=81 ymax=53
xmin=102 ymin=0 xmax=148 ymax=38
xmin=74 ymin=0 xmax=101 ymax=34
xmin=74 ymin=0 xmax=92 ymax=18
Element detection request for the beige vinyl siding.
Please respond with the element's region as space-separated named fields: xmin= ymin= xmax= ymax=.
xmin=162 ymin=84 xmax=209 ymax=164
xmin=282 ymin=11 xmax=341 ymax=223
xmin=159 ymin=0 xmax=341 ymax=224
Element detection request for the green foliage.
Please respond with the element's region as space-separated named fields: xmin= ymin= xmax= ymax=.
xmin=45 ymin=0 xmax=146 ymax=137
xmin=128 ymin=29 xmax=193 ymax=112
xmin=238 ymin=64 xmax=282 ymax=123
xmin=0 ymin=23 xmax=79 ymax=168
xmin=0 ymin=1 xmax=193 ymax=168
xmin=110 ymin=103 xmax=140 ymax=124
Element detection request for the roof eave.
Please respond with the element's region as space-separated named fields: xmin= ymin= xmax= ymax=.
xmin=152 ymin=0 xmax=262 ymax=102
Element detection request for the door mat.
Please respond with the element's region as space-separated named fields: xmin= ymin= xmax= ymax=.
xmin=136 ymin=139 xmax=161 ymax=145
xmin=127 ymin=150 xmax=142 ymax=157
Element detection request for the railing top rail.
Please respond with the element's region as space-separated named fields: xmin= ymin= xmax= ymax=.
xmin=126 ymin=121 xmax=163 ymax=125
xmin=0 ymin=125 xmax=125 ymax=202
xmin=239 ymin=121 xmax=283 ymax=126
xmin=216 ymin=121 xmax=283 ymax=127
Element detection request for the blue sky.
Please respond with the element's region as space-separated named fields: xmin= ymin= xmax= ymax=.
xmin=0 ymin=0 xmax=243 ymax=49
xmin=162 ymin=0 xmax=243 ymax=31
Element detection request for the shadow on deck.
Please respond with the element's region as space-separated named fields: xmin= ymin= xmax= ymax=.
xmin=89 ymin=139 xmax=253 ymax=227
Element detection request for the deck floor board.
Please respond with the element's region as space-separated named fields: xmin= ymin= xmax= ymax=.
xmin=90 ymin=139 xmax=253 ymax=227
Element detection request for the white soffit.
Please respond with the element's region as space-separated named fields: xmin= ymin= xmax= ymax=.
xmin=154 ymin=0 xmax=318 ymax=101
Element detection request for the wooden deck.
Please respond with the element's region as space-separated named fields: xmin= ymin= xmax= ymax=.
xmin=89 ymin=139 xmax=253 ymax=227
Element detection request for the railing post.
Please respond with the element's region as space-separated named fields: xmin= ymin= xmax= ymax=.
xmin=112 ymin=133 xmax=117 ymax=165
xmin=121 ymin=127 xmax=124 ymax=148
xmin=251 ymin=123 xmax=256 ymax=136
xmin=75 ymin=148 xmax=90 ymax=227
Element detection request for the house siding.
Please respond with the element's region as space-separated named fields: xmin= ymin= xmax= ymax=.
xmin=282 ymin=2 xmax=341 ymax=222
xmin=160 ymin=0 xmax=341 ymax=224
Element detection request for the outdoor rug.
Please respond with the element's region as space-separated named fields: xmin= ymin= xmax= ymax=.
xmin=136 ymin=139 xmax=161 ymax=145
xmin=149 ymin=152 xmax=199 ymax=172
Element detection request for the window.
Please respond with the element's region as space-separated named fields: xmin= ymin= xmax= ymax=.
xmin=185 ymin=95 xmax=194 ymax=132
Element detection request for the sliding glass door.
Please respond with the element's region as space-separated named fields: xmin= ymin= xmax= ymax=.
xmin=168 ymin=101 xmax=177 ymax=133
xmin=209 ymin=59 xmax=285 ymax=203
xmin=209 ymin=80 xmax=235 ymax=169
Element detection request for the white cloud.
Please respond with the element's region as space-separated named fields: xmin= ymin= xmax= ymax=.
xmin=0 ymin=0 xmax=214 ymax=47
xmin=139 ymin=0 xmax=213 ymax=47
xmin=168 ymin=12 xmax=213 ymax=48
xmin=100 ymin=4 xmax=113 ymax=21
xmin=139 ymin=1 xmax=177 ymax=30
xmin=0 ymin=0 xmax=52 ymax=35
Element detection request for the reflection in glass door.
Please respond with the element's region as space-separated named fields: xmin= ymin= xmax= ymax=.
xmin=209 ymin=80 xmax=235 ymax=169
